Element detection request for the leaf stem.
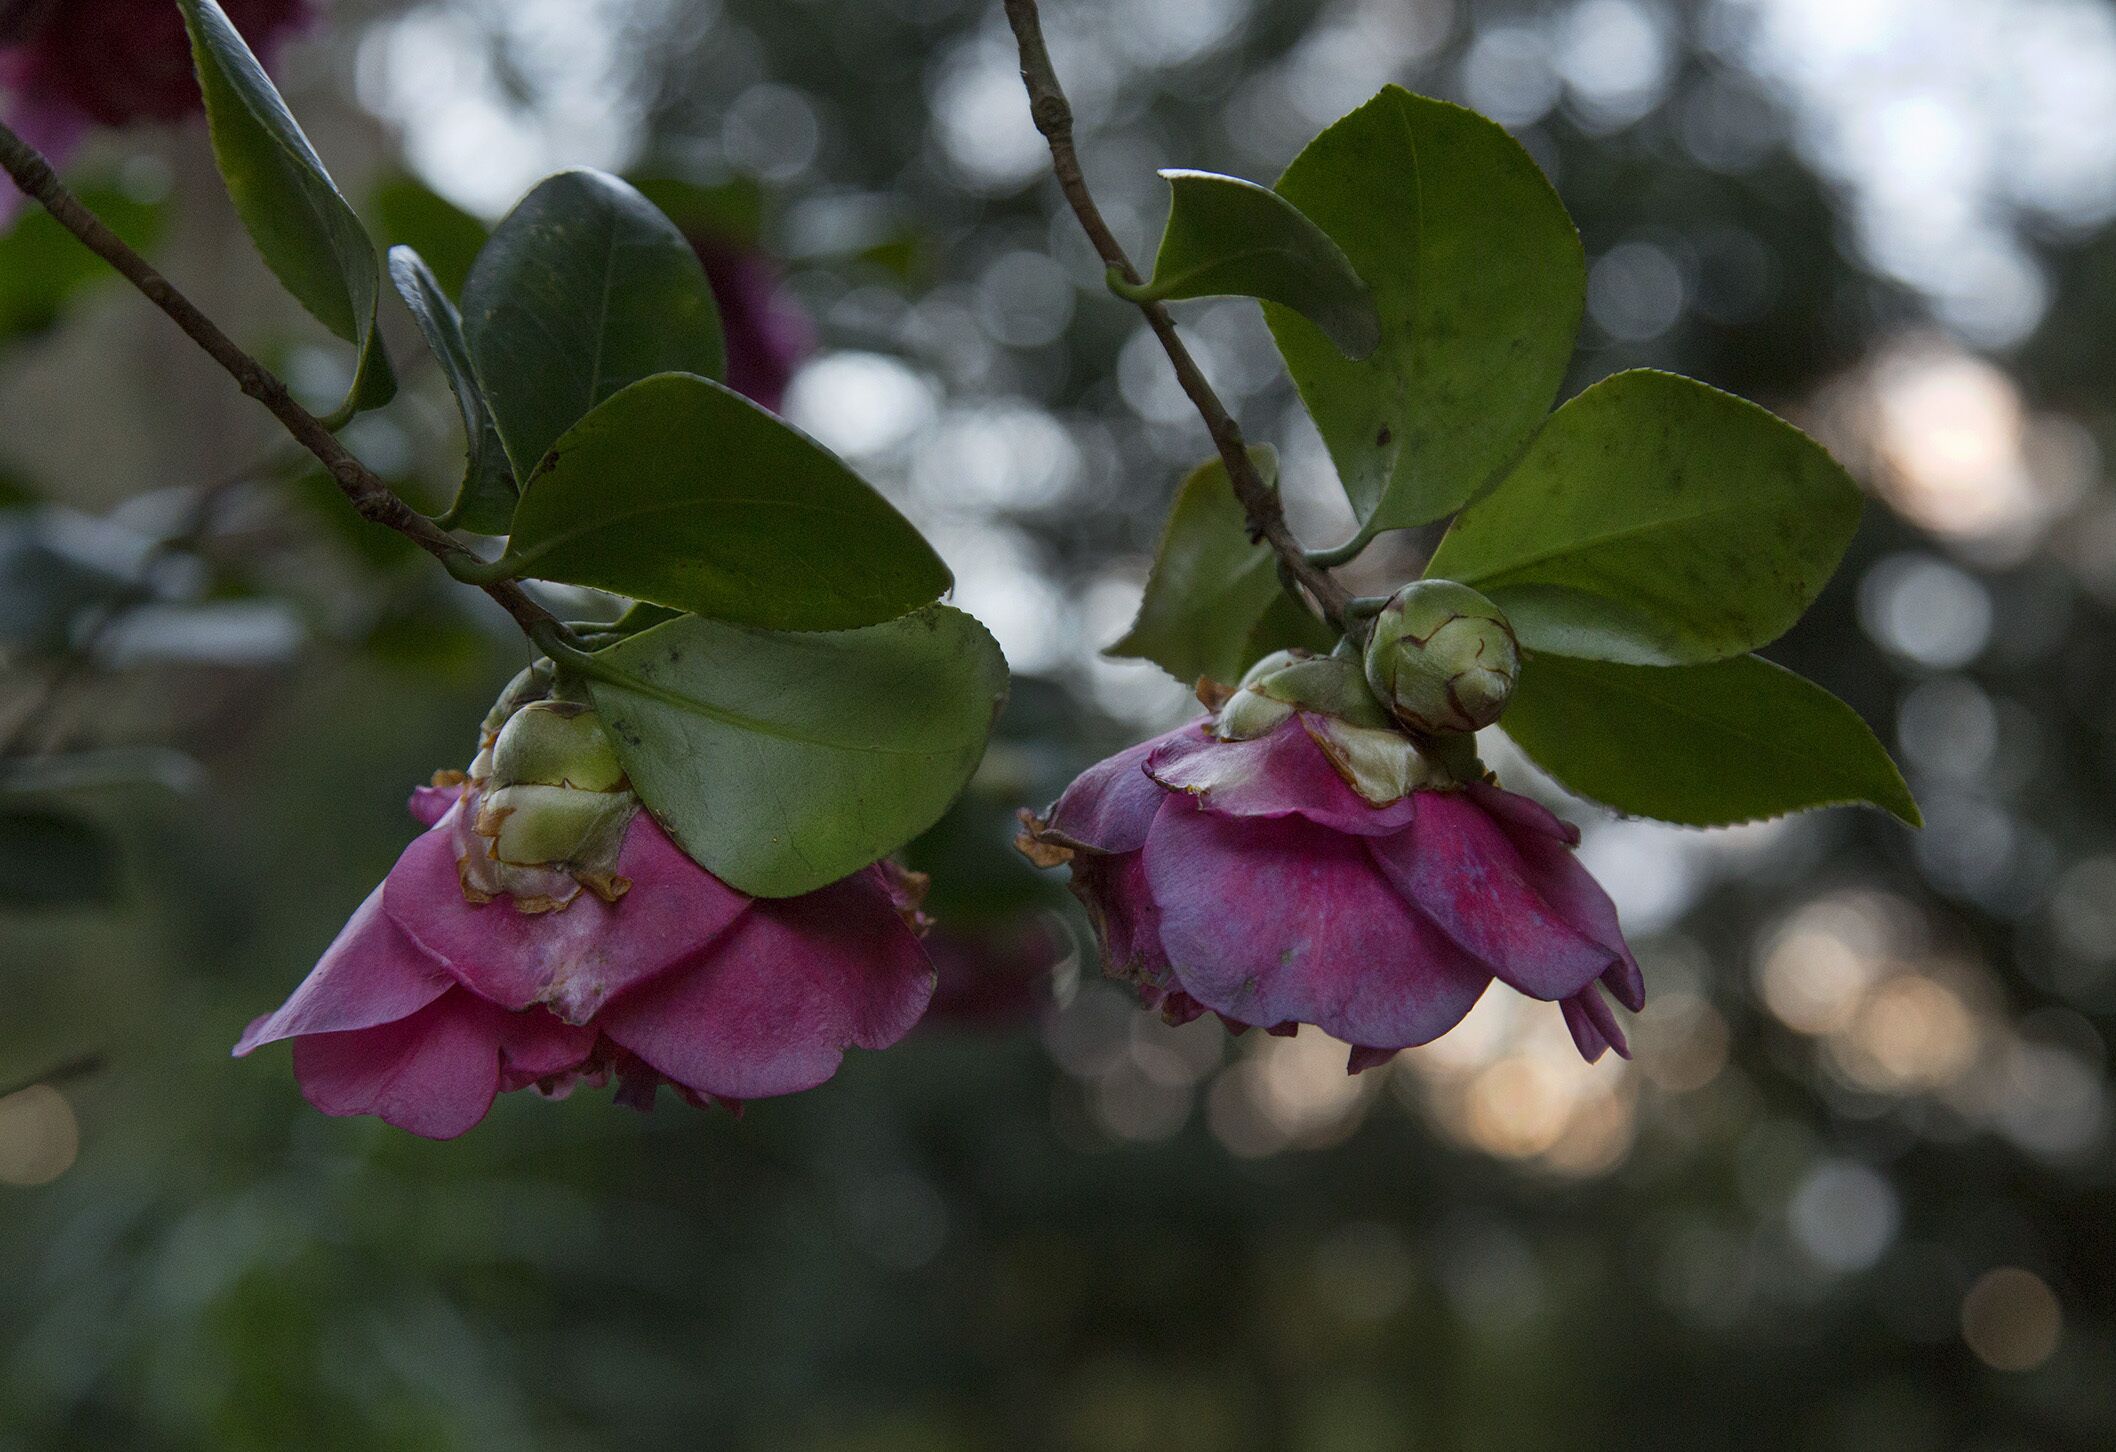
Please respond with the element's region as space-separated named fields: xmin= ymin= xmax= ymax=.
xmin=1001 ymin=0 xmax=1352 ymax=628
xmin=0 ymin=117 xmax=566 ymax=647
xmin=1305 ymin=518 xmax=1383 ymax=570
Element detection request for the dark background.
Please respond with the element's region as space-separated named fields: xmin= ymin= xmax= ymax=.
xmin=3 ymin=0 xmax=2113 ymax=1446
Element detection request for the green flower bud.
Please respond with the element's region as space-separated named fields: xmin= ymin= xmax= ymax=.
xmin=489 ymin=701 xmax=627 ymax=792
xmin=475 ymin=783 xmax=637 ymax=868
xmin=1363 ymin=581 xmax=1520 ymax=736
xmin=1215 ymin=649 xmax=1393 ymax=741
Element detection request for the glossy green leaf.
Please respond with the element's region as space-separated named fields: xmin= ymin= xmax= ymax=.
xmin=0 ymin=807 xmax=120 ymax=907
xmin=387 ymin=247 xmax=516 ymax=535
xmin=177 ymin=0 xmax=393 ymax=418
xmin=1500 ymin=653 xmax=1919 ymax=828
xmin=1109 ymin=447 xmax=1331 ymax=684
xmin=1130 ymin=171 xmax=1378 ymax=357
xmin=500 ymin=373 xmax=950 ymax=630
xmin=1426 ymin=370 xmax=1862 ymax=666
xmin=1268 ymin=86 xmax=1583 ymax=529
xmin=461 ymin=170 xmax=724 ymax=476
xmin=579 ymin=605 xmax=1009 ymax=897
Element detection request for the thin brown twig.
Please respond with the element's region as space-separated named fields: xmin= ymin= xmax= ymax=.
xmin=0 ymin=118 xmax=561 ymax=644
xmin=1001 ymin=0 xmax=1353 ymax=629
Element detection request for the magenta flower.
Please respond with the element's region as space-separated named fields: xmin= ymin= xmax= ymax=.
xmin=1021 ymin=659 xmax=1643 ymax=1073
xmin=921 ymin=917 xmax=1067 ymax=1030
xmin=1 ymin=0 xmax=312 ymax=180
xmin=691 ymin=234 xmax=814 ymax=413
xmin=236 ymin=689 xmax=934 ymax=1139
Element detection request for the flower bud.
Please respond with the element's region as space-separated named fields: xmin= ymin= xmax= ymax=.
xmin=489 ymin=701 xmax=627 ymax=792
xmin=475 ymin=783 xmax=637 ymax=869
xmin=1364 ymin=581 xmax=1520 ymax=736
xmin=1216 ymin=649 xmax=1394 ymax=742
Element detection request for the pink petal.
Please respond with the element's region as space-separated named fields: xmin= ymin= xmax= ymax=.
xmin=495 ymin=1009 xmax=600 ymax=1088
xmin=1560 ymin=986 xmax=1631 ymax=1064
xmin=1483 ymin=794 xmax=1645 ymax=1013
xmin=290 ymin=990 xmax=509 ymax=1140
xmin=1068 ymin=845 xmax=1170 ymax=987
xmin=1146 ymin=715 xmax=1419 ymax=835
xmin=385 ymin=805 xmax=749 ymax=1024
xmin=1142 ymin=806 xmax=1491 ymax=1050
xmin=408 ymin=783 xmax=459 ymax=827
xmin=1348 ymin=1045 xmax=1399 ymax=1074
xmin=1368 ymin=792 xmax=1617 ymax=1002
xmin=234 ymin=885 xmax=453 ymax=1055
xmin=1465 ymin=781 xmax=1581 ymax=846
xmin=599 ymin=866 xmax=935 ymax=1100
xmin=1041 ymin=722 xmax=1194 ymax=853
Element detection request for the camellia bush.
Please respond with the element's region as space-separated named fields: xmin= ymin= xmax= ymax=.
xmin=0 ymin=0 xmax=1915 ymax=1138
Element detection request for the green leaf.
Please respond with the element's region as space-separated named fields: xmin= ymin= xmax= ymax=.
xmin=0 ymin=181 xmax=166 ymax=338
xmin=578 ymin=605 xmax=1009 ymax=897
xmin=386 ymin=247 xmax=516 ymax=534
xmin=461 ymin=170 xmax=725 ymax=477
xmin=177 ymin=0 xmax=393 ymax=417
xmin=1129 ymin=170 xmax=1378 ymax=357
xmin=1109 ymin=447 xmax=1331 ymax=683
xmin=1499 ymin=653 xmax=1920 ymax=828
xmin=500 ymin=373 xmax=950 ymax=630
xmin=1425 ymin=370 xmax=1863 ymax=666
xmin=1268 ymin=86 xmax=1583 ymax=529
xmin=630 ymin=176 xmax=765 ymax=249
xmin=0 ymin=807 xmax=120 ymax=907
xmin=370 ymin=173 xmax=490 ymax=296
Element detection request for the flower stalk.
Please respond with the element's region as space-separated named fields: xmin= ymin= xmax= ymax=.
xmin=0 ymin=115 xmax=567 ymax=648
xmin=1000 ymin=0 xmax=1355 ymax=629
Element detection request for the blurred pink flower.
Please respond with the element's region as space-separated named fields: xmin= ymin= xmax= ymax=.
xmin=921 ymin=916 xmax=1067 ymax=1030
xmin=691 ymin=234 xmax=814 ymax=413
xmin=1023 ymin=710 xmax=1643 ymax=1073
xmin=237 ymin=777 xmax=935 ymax=1139
xmin=2 ymin=0 xmax=311 ymax=145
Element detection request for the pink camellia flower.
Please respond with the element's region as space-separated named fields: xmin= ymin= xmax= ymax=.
xmin=921 ymin=916 xmax=1068 ymax=1030
xmin=0 ymin=0 xmax=313 ymax=172
xmin=1019 ymin=648 xmax=1642 ymax=1073
xmin=690 ymin=234 xmax=814 ymax=413
xmin=236 ymin=670 xmax=935 ymax=1138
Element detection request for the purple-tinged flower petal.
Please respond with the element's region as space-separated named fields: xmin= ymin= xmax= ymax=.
xmin=1347 ymin=1045 xmax=1398 ymax=1074
xmin=1368 ymin=792 xmax=1616 ymax=1002
xmin=1481 ymin=791 xmax=1645 ymax=1013
xmin=1143 ymin=806 xmax=1491 ymax=1050
xmin=494 ymin=1009 xmax=600 ymax=1091
xmin=1068 ymin=844 xmax=1170 ymax=988
xmin=1465 ymin=781 xmax=1580 ymax=846
xmin=1560 ymin=985 xmax=1631 ymax=1064
xmin=290 ymin=990 xmax=512 ymax=1141
xmin=234 ymin=886 xmax=452 ymax=1055
xmin=693 ymin=237 xmax=815 ymax=413
xmin=408 ymin=783 xmax=459 ymax=827
xmin=385 ymin=805 xmax=748 ymax=1023
xmin=598 ymin=866 xmax=934 ymax=1101
xmin=1146 ymin=715 xmax=1419 ymax=835
xmin=1040 ymin=721 xmax=1194 ymax=853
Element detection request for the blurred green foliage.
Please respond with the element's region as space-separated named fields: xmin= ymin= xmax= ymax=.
xmin=3 ymin=1 xmax=2114 ymax=1448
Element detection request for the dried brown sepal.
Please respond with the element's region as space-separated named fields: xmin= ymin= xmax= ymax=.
xmin=1014 ymin=808 xmax=1075 ymax=868
xmin=1195 ymin=676 xmax=1236 ymax=712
